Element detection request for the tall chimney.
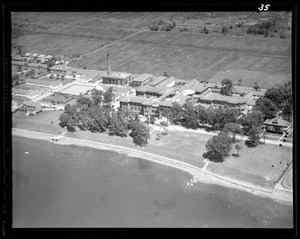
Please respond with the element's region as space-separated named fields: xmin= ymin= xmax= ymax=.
xmin=107 ymin=53 xmax=111 ymax=75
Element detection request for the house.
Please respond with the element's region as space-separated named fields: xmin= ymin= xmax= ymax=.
xmin=263 ymin=117 xmax=292 ymax=134
xmin=131 ymin=73 xmax=153 ymax=87
xmin=31 ymin=53 xmax=39 ymax=61
xmin=23 ymin=52 xmax=32 ymax=57
xmin=50 ymin=65 xmax=71 ymax=75
xmin=23 ymin=101 xmax=42 ymax=115
xmin=44 ymin=55 xmax=54 ymax=62
xmin=37 ymin=54 xmax=46 ymax=62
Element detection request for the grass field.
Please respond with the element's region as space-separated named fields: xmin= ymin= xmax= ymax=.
xmin=207 ymin=141 xmax=292 ymax=188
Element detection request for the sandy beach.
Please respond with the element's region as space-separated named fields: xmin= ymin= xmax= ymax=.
xmin=12 ymin=128 xmax=293 ymax=206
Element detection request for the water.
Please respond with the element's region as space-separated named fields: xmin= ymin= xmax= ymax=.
xmin=12 ymin=136 xmax=293 ymax=228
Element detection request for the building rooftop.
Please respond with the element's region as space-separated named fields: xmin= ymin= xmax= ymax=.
xmin=168 ymin=93 xmax=190 ymax=104
xmin=132 ymin=73 xmax=153 ymax=82
xmin=136 ymin=85 xmax=165 ymax=94
xmin=158 ymin=101 xmax=174 ymax=107
xmin=264 ymin=117 xmax=291 ymax=127
xmin=247 ymin=98 xmax=257 ymax=106
xmin=26 ymin=78 xmax=62 ymax=86
xmin=12 ymin=60 xmax=25 ymax=66
xmin=101 ymin=71 xmax=132 ymax=79
xmin=50 ymin=65 xmax=72 ymax=71
xmin=156 ymin=76 xmax=176 ymax=87
xmin=148 ymin=76 xmax=167 ymax=86
xmin=119 ymin=95 xmax=147 ymax=104
xmin=179 ymin=79 xmax=199 ymax=91
xmin=200 ymin=93 xmax=247 ymax=105
xmin=12 ymin=88 xmax=39 ymax=97
xmin=24 ymin=100 xmax=42 ymax=108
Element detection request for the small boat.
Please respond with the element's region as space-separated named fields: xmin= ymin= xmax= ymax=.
xmin=25 ymin=152 xmax=29 ymax=154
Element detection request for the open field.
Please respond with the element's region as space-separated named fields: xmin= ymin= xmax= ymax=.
xmin=207 ymin=142 xmax=292 ymax=189
xmin=12 ymin=110 xmax=63 ymax=134
xmin=12 ymin=33 xmax=109 ymax=57
xmin=70 ymin=31 xmax=291 ymax=87
xmin=11 ymin=12 xmax=292 ymax=89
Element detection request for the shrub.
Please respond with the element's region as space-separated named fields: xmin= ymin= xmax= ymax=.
xmin=236 ymin=22 xmax=243 ymax=27
xmin=280 ymin=34 xmax=286 ymax=39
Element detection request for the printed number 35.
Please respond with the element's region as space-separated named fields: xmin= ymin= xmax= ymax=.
xmin=258 ymin=4 xmax=270 ymax=11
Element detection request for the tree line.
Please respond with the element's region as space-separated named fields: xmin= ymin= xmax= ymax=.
xmin=58 ymin=87 xmax=150 ymax=147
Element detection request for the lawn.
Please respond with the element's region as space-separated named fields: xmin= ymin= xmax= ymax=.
xmin=13 ymin=110 xmax=63 ymax=134
xmin=63 ymin=129 xmax=210 ymax=169
xmin=206 ymin=141 xmax=293 ymax=189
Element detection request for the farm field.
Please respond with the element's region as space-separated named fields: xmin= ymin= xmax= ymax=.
xmin=12 ymin=33 xmax=109 ymax=57
xmin=12 ymin=12 xmax=292 ymax=88
xmin=70 ymin=31 xmax=291 ymax=87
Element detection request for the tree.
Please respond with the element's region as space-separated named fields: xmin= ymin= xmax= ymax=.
xmin=170 ymin=102 xmax=184 ymax=124
xmin=220 ymin=78 xmax=233 ymax=96
xmin=59 ymin=112 xmax=70 ymax=127
xmin=87 ymin=105 xmax=109 ymax=132
xmin=160 ymin=107 xmax=172 ymax=126
xmin=237 ymin=110 xmax=264 ymax=135
xmin=129 ymin=121 xmax=150 ymax=147
xmin=181 ymin=101 xmax=199 ymax=129
xmin=223 ymin=123 xmax=242 ymax=142
xmin=76 ymin=95 xmax=92 ymax=108
xmin=235 ymin=144 xmax=241 ymax=156
xmin=205 ymin=134 xmax=232 ymax=162
xmin=245 ymin=126 xmax=261 ymax=147
xmin=90 ymin=88 xmax=103 ymax=105
xmin=264 ymin=81 xmax=292 ymax=121
xmin=66 ymin=118 xmax=76 ymax=132
xmin=221 ymin=26 xmax=228 ymax=34
xmin=47 ymin=59 xmax=55 ymax=68
xmin=108 ymin=112 xmax=128 ymax=137
xmin=64 ymin=104 xmax=77 ymax=116
xmin=195 ymin=104 xmax=208 ymax=125
xmin=255 ymin=97 xmax=278 ymax=120
xmin=253 ymin=82 xmax=260 ymax=91
xmin=238 ymin=79 xmax=242 ymax=85
xmin=163 ymin=72 xmax=170 ymax=78
xmin=103 ymin=86 xmax=114 ymax=106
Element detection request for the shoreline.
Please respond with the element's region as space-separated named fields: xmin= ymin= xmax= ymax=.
xmin=12 ymin=128 xmax=293 ymax=206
